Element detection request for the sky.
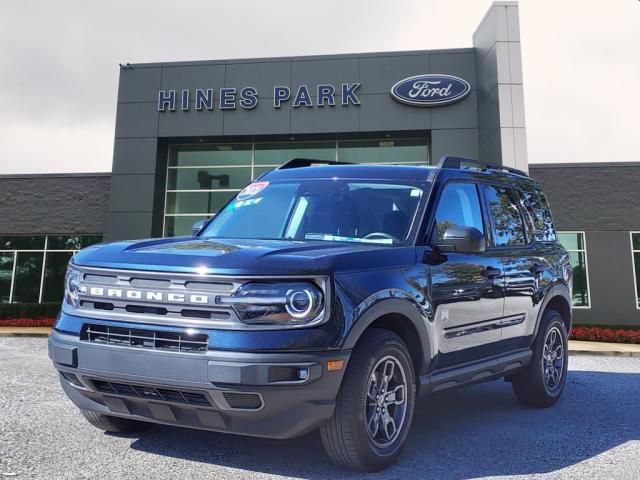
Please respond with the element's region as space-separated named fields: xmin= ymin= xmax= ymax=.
xmin=0 ymin=0 xmax=638 ymax=174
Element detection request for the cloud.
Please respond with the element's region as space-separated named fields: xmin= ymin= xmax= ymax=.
xmin=0 ymin=0 xmax=638 ymax=173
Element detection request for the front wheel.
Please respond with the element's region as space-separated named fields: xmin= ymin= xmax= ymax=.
xmin=511 ymin=310 xmax=568 ymax=407
xmin=320 ymin=329 xmax=416 ymax=472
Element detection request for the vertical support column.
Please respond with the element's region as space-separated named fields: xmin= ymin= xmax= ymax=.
xmin=474 ymin=1 xmax=528 ymax=172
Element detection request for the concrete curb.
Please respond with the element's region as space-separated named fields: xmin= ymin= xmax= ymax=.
xmin=0 ymin=327 xmax=52 ymax=338
xmin=569 ymin=349 xmax=640 ymax=358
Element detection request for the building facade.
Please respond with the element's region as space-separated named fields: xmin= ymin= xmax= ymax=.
xmin=0 ymin=2 xmax=637 ymax=327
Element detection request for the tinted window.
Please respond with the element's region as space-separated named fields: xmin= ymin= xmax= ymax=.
xmin=483 ymin=185 xmax=526 ymax=247
xmin=433 ymin=183 xmax=484 ymax=242
xmin=520 ymin=183 xmax=556 ymax=241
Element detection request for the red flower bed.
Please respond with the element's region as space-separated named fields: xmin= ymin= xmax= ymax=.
xmin=570 ymin=326 xmax=640 ymax=344
xmin=0 ymin=317 xmax=55 ymax=327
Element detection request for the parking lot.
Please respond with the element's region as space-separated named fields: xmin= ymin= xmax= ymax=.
xmin=1 ymin=337 xmax=639 ymax=479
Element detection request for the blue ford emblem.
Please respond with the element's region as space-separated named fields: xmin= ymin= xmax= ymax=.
xmin=390 ymin=74 xmax=471 ymax=107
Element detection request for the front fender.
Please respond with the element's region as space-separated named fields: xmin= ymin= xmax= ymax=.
xmin=342 ymin=297 xmax=432 ymax=376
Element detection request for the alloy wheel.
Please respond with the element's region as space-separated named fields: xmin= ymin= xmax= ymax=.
xmin=365 ymin=355 xmax=408 ymax=448
xmin=542 ymin=325 xmax=565 ymax=395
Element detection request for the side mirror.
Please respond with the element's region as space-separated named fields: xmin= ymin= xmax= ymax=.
xmin=192 ymin=219 xmax=207 ymax=236
xmin=437 ymin=226 xmax=485 ymax=253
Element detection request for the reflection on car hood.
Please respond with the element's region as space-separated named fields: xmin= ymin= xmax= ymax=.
xmin=72 ymin=237 xmax=416 ymax=275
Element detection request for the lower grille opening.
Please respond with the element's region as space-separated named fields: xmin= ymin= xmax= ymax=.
xmin=91 ymin=379 xmax=211 ymax=406
xmin=181 ymin=309 xmax=211 ymax=319
xmin=223 ymin=392 xmax=263 ymax=410
xmin=125 ymin=305 xmax=168 ymax=316
xmin=81 ymin=323 xmax=209 ymax=353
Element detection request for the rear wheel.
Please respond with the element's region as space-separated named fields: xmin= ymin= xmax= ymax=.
xmin=80 ymin=409 xmax=152 ymax=433
xmin=511 ymin=310 xmax=568 ymax=407
xmin=320 ymin=329 xmax=416 ymax=471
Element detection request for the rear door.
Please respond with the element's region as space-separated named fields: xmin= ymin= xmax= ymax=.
xmin=481 ymin=183 xmax=541 ymax=354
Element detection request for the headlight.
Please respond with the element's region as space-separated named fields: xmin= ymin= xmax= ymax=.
xmin=219 ymin=282 xmax=324 ymax=326
xmin=64 ymin=267 xmax=83 ymax=308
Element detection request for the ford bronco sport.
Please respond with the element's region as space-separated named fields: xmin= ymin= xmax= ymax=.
xmin=49 ymin=156 xmax=572 ymax=471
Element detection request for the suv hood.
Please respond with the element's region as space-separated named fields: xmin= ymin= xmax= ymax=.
xmin=72 ymin=237 xmax=416 ymax=275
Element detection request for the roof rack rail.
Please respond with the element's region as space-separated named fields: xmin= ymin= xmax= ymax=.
xmin=278 ymin=158 xmax=352 ymax=170
xmin=437 ymin=156 xmax=528 ymax=177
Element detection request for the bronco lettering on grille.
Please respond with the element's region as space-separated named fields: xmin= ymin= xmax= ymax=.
xmin=87 ymin=287 xmax=210 ymax=304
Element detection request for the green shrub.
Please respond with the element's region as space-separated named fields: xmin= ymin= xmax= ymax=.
xmin=0 ymin=302 xmax=61 ymax=320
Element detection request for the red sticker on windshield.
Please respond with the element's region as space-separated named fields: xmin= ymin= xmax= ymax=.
xmin=237 ymin=181 xmax=269 ymax=200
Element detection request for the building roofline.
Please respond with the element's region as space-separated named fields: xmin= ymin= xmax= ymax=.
xmin=0 ymin=172 xmax=111 ymax=180
xmin=530 ymin=162 xmax=640 ymax=169
xmin=120 ymin=47 xmax=475 ymax=70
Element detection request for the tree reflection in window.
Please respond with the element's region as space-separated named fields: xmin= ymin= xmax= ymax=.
xmin=483 ymin=185 xmax=526 ymax=247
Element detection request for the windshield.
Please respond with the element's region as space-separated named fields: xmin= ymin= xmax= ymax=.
xmin=200 ymin=179 xmax=426 ymax=245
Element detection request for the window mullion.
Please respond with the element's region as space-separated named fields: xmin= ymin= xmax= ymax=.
xmin=9 ymin=251 xmax=17 ymax=303
xmin=38 ymin=237 xmax=48 ymax=303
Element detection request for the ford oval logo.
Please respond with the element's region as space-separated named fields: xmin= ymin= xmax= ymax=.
xmin=390 ymin=74 xmax=471 ymax=107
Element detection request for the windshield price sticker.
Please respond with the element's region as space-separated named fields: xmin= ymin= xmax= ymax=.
xmin=237 ymin=181 xmax=269 ymax=200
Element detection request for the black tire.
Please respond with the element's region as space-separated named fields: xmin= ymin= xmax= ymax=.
xmin=511 ymin=310 xmax=568 ymax=408
xmin=320 ymin=328 xmax=416 ymax=472
xmin=80 ymin=409 xmax=152 ymax=433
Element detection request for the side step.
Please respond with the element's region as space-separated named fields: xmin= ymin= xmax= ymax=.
xmin=419 ymin=349 xmax=532 ymax=395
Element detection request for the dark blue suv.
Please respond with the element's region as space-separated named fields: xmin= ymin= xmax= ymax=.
xmin=49 ymin=157 xmax=572 ymax=471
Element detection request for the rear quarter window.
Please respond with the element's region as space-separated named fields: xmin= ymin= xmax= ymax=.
xmin=519 ymin=183 xmax=557 ymax=242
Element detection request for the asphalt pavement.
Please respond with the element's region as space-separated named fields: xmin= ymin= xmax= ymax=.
xmin=1 ymin=337 xmax=639 ymax=480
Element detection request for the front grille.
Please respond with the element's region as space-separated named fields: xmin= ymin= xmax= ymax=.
xmin=223 ymin=392 xmax=263 ymax=410
xmin=90 ymin=379 xmax=211 ymax=406
xmin=81 ymin=323 xmax=209 ymax=353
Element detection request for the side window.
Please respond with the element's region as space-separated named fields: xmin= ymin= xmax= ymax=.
xmin=433 ymin=183 xmax=484 ymax=242
xmin=520 ymin=183 xmax=557 ymax=241
xmin=482 ymin=185 xmax=526 ymax=247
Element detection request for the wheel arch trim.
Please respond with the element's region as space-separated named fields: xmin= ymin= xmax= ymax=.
xmin=342 ymin=297 xmax=431 ymax=376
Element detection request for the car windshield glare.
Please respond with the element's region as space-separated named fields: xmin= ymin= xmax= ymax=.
xmin=200 ymin=179 xmax=426 ymax=245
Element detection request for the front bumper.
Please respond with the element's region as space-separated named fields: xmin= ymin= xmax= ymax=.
xmin=49 ymin=329 xmax=350 ymax=439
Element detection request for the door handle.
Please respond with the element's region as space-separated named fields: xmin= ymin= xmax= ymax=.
xmin=482 ymin=266 xmax=502 ymax=279
xmin=530 ymin=263 xmax=545 ymax=276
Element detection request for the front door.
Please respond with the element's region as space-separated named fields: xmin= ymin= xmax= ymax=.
xmin=428 ymin=181 xmax=504 ymax=369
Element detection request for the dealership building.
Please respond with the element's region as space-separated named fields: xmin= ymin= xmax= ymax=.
xmin=1 ymin=1 xmax=638 ymax=327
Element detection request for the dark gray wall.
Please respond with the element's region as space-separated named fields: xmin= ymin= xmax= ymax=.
xmin=531 ymin=162 xmax=640 ymax=326
xmin=530 ymin=163 xmax=640 ymax=231
xmin=0 ymin=173 xmax=110 ymax=235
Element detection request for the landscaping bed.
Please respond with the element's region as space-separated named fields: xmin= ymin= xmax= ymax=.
xmin=569 ymin=326 xmax=640 ymax=344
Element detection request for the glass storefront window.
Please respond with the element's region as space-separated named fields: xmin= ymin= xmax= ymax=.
xmin=558 ymin=232 xmax=590 ymax=307
xmin=166 ymin=191 xmax=236 ymax=215
xmin=254 ymin=142 xmax=335 ymax=166
xmin=41 ymin=252 xmax=74 ymax=303
xmin=167 ymin=167 xmax=252 ymax=191
xmin=47 ymin=235 xmax=103 ymax=250
xmin=0 ymin=236 xmax=45 ymax=250
xmin=338 ymin=138 xmax=429 ymax=164
xmin=164 ymin=216 xmax=210 ymax=237
xmin=12 ymin=252 xmax=44 ymax=303
xmin=0 ymin=253 xmax=14 ymax=303
xmin=0 ymin=235 xmax=102 ymax=304
xmin=169 ymin=144 xmax=252 ymax=167
xmin=631 ymin=233 xmax=640 ymax=308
